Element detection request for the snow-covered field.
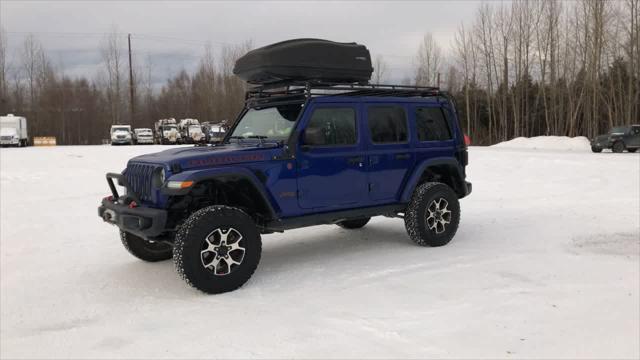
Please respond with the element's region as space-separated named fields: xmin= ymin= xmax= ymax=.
xmin=1 ymin=141 xmax=639 ymax=359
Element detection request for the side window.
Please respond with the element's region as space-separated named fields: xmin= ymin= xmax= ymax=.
xmin=367 ymin=106 xmax=408 ymax=144
xmin=304 ymin=107 xmax=356 ymax=146
xmin=416 ymin=107 xmax=452 ymax=141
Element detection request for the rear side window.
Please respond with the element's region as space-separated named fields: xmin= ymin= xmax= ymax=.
xmin=367 ymin=106 xmax=408 ymax=144
xmin=416 ymin=107 xmax=452 ymax=141
xmin=304 ymin=107 xmax=356 ymax=146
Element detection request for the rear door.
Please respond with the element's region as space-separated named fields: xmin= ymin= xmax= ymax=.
xmin=296 ymin=103 xmax=369 ymax=209
xmin=364 ymin=104 xmax=414 ymax=201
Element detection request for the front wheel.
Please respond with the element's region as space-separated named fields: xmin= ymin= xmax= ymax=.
xmin=173 ymin=206 xmax=261 ymax=294
xmin=613 ymin=141 xmax=625 ymax=153
xmin=120 ymin=231 xmax=173 ymax=262
xmin=591 ymin=146 xmax=603 ymax=153
xmin=628 ymin=148 xmax=637 ymax=153
xmin=404 ymin=182 xmax=460 ymax=247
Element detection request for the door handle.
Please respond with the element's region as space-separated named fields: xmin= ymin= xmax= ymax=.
xmin=395 ymin=153 xmax=411 ymax=160
xmin=347 ymin=156 xmax=364 ymax=165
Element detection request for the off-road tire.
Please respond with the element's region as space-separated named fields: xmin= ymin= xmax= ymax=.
xmin=404 ymin=182 xmax=460 ymax=247
xmin=120 ymin=230 xmax=173 ymax=262
xmin=613 ymin=141 xmax=625 ymax=153
xmin=173 ymin=205 xmax=261 ymax=294
xmin=628 ymin=148 xmax=637 ymax=153
xmin=591 ymin=146 xmax=603 ymax=153
xmin=337 ymin=217 xmax=371 ymax=229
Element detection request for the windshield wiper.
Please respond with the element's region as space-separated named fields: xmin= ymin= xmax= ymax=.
xmin=247 ymin=135 xmax=268 ymax=139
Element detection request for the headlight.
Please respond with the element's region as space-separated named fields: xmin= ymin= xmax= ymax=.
xmin=153 ymin=168 xmax=165 ymax=187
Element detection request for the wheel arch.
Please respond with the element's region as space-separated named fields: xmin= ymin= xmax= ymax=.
xmin=164 ymin=167 xmax=279 ymax=222
xmin=401 ymin=158 xmax=468 ymax=201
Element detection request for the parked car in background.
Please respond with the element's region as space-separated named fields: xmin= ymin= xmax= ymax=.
xmin=202 ymin=122 xmax=226 ymax=143
xmin=178 ymin=118 xmax=205 ymax=144
xmin=591 ymin=124 xmax=640 ymax=153
xmin=133 ymin=128 xmax=154 ymax=145
xmin=0 ymin=114 xmax=29 ymax=147
xmin=110 ymin=125 xmax=133 ymax=145
xmin=154 ymin=119 xmax=181 ymax=144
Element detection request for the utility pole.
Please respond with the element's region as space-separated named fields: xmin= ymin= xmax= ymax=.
xmin=128 ymin=33 xmax=135 ymax=126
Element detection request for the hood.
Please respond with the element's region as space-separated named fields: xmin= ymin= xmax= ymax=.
xmin=0 ymin=128 xmax=17 ymax=136
xmin=594 ymin=134 xmax=609 ymax=143
xmin=129 ymin=142 xmax=282 ymax=171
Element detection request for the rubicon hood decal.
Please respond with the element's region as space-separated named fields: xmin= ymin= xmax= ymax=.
xmin=186 ymin=153 xmax=266 ymax=167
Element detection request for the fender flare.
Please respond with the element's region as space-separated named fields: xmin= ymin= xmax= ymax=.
xmin=162 ymin=167 xmax=279 ymax=219
xmin=400 ymin=157 xmax=466 ymax=202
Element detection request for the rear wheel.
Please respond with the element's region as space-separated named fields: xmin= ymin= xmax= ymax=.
xmin=404 ymin=182 xmax=460 ymax=247
xmin=613 ymin=141 xmax=625 ymax=153
xmin=120 ymin=231 xmax=173 ymax=262
xmin=337 ymin=217 xmax=370 ymax=229
xmin=173 ymin=206 xmax=261 ymax=294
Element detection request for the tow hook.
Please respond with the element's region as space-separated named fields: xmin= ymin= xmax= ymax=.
xmin=102 ymin=209 xmax=116 ymax=222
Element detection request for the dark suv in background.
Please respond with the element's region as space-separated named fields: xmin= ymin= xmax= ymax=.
xmin=591 ymin=125 xmax=640 ymax=153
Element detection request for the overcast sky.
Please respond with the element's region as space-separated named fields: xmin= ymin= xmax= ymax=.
xmin=1 ymin=1 xmax=489 ymax=85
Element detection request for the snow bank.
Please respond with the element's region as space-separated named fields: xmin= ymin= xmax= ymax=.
xmin=1 ymin=145 xmax=639 ymax=359
xmin=492 ymin=136 xmax=591 ymax=151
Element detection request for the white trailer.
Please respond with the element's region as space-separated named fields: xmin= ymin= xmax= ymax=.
xmin=0 ymin=114 xmax=29 ymax=147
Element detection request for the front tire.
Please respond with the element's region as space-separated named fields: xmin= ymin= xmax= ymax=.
xmin=173 ymin=206 xmax=261 ymax=294
xmin=613 ymin=141 xmax=625 ymax=153
xmin=591 ymin=146 xmax=603 ymax=153
xmin=120 ymin=231 xmax=173 ymax=262
xmin=337 ymin=217 xmax=370 ymax=229
xmin=628 ymin=148 xmax=637 ymax=153
xmin=404 ymin=182 xmax=460 ymax=247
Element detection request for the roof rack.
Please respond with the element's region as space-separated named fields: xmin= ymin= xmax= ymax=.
xmin=245 ymin=80 xmax=448 ymax=108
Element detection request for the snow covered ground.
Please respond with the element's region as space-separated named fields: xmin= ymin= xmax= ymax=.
xmin=1 ymin=142 xmax=639 ymax=359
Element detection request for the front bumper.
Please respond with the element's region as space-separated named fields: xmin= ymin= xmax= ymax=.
xmin=0 ymin=139 xmax=19 ymax=145
xmin=136 ymin=138 xmax=154 ymax=144
xmin=98 ymin=172 xmax=168 ymax=239
xmin=112 ymin=138 xmax=132 ymax=144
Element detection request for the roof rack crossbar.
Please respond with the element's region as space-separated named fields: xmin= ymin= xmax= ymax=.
xmin=244 ymin=80 xmax=447 ymax=107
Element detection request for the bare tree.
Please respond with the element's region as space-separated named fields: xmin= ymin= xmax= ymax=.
xmin=414 ymin=33 xmax=442 ymax=87
xmin=101 ymin=27 xmax=125 ymax=125
xmin=0 ymin=27 xmax=7 ymax=113
xmin=372 ymin=55 xmax=388 ymax=83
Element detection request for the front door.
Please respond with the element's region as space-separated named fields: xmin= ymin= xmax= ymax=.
xmin=296 ymin=104 xmax=368 ymax=209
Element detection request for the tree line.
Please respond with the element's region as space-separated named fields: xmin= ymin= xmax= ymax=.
xmin=0 ymin=29 xmax=251 ymax=145
xmin=439 ymin=0 xmax=639 ymax=144
xmin=0 ymin=0 xmax=638 ymax=145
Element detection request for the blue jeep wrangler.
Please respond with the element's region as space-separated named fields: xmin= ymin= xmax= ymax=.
xmin=99 ymin=81 xmax=472 ymax=294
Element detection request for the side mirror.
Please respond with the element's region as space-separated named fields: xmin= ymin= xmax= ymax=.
xmin=301 ymin=128 xmax=324 ymax=148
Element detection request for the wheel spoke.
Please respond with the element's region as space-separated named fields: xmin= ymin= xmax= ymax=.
xmin=203 ymin=256 xmax=220 ymax=269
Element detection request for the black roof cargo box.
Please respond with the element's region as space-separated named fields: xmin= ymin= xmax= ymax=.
xmin=234 ymin=39 xmax=373 ymax=85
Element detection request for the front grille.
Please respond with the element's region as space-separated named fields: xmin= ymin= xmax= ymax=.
xmin=124 ymin=163 xmax=158 ymax=201
xmin=117 ymin=135 xmax=126 ymax=139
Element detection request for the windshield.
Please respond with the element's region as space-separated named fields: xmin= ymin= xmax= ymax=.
xmin=137 ymin=129 xmax=152 ymax=135
xmin=0 ymin=128 xmax=16 ymax=136
xmin=229 ymin=104 xmax=302 ymax=141
xmin=163 ymin=125 xmax=177 ymax=131
xmin=112 ymin=127 xmax=129 ymax=132
xmin=609 ymin=127 xmax=629 ymax=134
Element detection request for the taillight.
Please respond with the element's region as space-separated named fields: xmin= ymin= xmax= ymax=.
xmin=464 ymin=134 xmax=471 ymax=146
